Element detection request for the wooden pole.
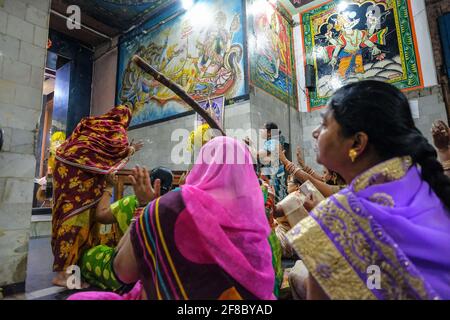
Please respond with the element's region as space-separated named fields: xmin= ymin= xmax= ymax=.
xmin=131 ymin=55 xmax=226 ymax=136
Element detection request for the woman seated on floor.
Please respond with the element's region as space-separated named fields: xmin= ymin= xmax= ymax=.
xmin=287 ymin=80 xmax=450 ymax=300
xmin=79 ymin=167 xmax=173 ymax=292
xmin=68 ymin=136 xmax=275 ymax=300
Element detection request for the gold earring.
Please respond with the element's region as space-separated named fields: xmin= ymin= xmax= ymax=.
xmin=349 ymin=149 xmax=358 ymax=163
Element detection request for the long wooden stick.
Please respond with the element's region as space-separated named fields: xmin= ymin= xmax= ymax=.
xmin=132 ymin=55 xmax=226 ymax=136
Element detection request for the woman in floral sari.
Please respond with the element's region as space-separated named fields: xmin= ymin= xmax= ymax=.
xmin=69 ymin=137 xmax=275 ymax=300
xmin=286 ymin=81 xmax=450 ymax=300
xmin=51 ymin=105 xmax=142 ymax=287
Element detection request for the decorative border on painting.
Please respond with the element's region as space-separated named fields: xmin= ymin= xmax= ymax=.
xmin=248 ymin=0 xmax=297 ymax=107
xmin=299 ymin=0 xmax=424 ymax=112
xmin=115 ymin=0 xmax=250 ymax=130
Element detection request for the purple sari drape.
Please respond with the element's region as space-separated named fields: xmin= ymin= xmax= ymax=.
xmin=288 ymin=157 xmax=450 ymax=300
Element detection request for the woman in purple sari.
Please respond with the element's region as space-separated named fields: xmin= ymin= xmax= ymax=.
xmin=286 ymin=81 xmax=450 ymax=300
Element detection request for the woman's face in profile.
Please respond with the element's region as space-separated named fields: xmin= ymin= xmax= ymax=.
xmin=312 ymin=110 xmax=351 ymax=176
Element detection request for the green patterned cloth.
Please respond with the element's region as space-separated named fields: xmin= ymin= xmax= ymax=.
xmin=80 ymin=245 xmax=120 ymax=290
xmin=110 ymin=195 xmax=138 ymax=234
xmin=269 ymin=229 xmax=283 ymax=297
xmin=261 ymin=184 xmax=283 ymax=297
xmin=80 ymin=195 xmax=138 ymax=290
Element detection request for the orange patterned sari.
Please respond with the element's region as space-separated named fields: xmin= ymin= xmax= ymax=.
xmin=52 ymin=105 xmax=132 ymax=272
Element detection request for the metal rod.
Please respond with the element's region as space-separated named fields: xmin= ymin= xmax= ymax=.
xmin=132 ymin=55 xmax=226 ymax=136
xmin=50 ymin=9 xmax=113 ymax=41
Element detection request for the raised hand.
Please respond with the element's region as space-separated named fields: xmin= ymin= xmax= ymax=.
xmin=432 ymin=120 xmax=450 ymax=151
xmin=128 ymin=140 xmax=144 ymax=156
xmin=296 ymin=146 xmax=305 ymax=166
xmin=128 ymin=165 xmax=161 ymax=207
xmin=278 ymin=144 xmax=288 ymax=164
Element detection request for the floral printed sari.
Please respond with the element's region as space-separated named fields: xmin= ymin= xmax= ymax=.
xmin=52 ymin=105 xmax=132 ymax=272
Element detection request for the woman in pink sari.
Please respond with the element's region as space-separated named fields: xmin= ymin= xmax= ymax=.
xmin=286 ymin=81 xmax=450 ymax=300
xmin=69 ymin=136 xmax=275 ymax=300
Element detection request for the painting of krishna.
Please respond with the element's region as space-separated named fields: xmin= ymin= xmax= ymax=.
xmin=300 ymin=0 xmax=422 ymax=110
xmin=117 ymin=0 xmax=247 ymax=127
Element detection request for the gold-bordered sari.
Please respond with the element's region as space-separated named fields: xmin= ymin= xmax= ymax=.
xmin=287 ymin=157 xmax=446 ymax=300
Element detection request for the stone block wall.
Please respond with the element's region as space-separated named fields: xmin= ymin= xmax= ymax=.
xmin=0 ymin=0 xmax=50 ymax=292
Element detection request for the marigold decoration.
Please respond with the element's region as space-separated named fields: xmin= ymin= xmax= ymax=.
xmin=187 ymin=123 xmax=213 ymax=152
xmin=48 ymin=131 xmax=67 ymax=174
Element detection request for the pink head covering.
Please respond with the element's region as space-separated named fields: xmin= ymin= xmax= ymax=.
xmin=178 ymin=136 xmax=275 ymax=300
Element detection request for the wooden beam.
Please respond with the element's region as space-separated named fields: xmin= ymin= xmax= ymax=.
xmin=132 ymin=55 xmax=226 ymax=136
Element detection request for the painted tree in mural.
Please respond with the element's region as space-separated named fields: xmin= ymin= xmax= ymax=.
xmin=301 ymin=0 xmax=422 ymax=110
xmin=118 ymin=0 xmax=246 ymax=126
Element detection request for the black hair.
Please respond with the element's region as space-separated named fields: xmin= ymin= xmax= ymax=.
xmin=150 ymin=167 xmax=173 ymax=196
xmin=329 ymin=80 xmax=450 ymax=211
xmin=264 ymin=122 xmax=281 ymax=137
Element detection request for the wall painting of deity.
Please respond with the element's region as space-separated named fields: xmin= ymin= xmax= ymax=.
xmin=195 ymin=96 xmax=226 ymax=130
xmin=300 ymin=0 xmax=423 ymax=111
xmin=117 ymin=0 xmax=248 ymax=128
xmin=248 ymin=0 xmax=296 ymax=106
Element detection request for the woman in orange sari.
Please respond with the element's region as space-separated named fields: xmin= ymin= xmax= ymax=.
xmin=51 ymin=105 xmax=142 ymax=287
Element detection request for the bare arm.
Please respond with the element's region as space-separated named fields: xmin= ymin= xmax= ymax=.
xmin=296 ymin=146 xmax=325 ymax=181
xmin=281 ymin=146 xmax=335 ymax=197
xmin=113 ymin=229 xmax=139 ymax=284
xmin=95 ymin=174 xmax=117 ymax=224
xmin=293 ymin=169 xmax=336 ymax=198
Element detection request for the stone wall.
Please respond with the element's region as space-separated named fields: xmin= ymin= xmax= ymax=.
xmin=0 ymin=0 xmax=50 ymax=292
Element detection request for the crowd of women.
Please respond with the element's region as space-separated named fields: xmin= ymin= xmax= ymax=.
xmin=49 ymin=81 xmax=450 ymax=300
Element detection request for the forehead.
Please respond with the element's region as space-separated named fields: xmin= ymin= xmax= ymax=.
xmin=320 ymin=108 xmax=333 ymax=121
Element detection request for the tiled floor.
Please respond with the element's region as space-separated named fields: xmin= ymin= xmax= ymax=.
xmin=5 ymin=237 xmax=76 ymax=300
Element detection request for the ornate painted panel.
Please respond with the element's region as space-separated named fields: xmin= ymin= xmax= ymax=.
xmin=300 ymin=0 xmax=422 ymax=110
